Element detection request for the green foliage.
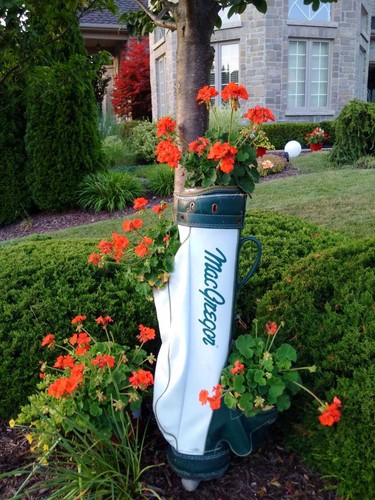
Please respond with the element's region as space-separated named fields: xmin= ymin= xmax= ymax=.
xmin=5 ymin=411 xmax=161 ymax=499
xmin=330 ymin=99 xmax=375 ymax=166
xmin=264 ymin=121 xmax=335 ymax=150
xmin=101 ymin=135 xmax=127 ymax=167
xmin=355 ymin=154 xmax=375 ymax=169
xmin=127 ymin=121 xmax=158 ymax=164
xmin=0 ymin=80 xmax=31 ymax=227
xmin=257 ymin=153 xmax=286 ymax=177
xmin=147 ymin=164 xmax=175 ymax=196
xmin=78 ymin=171 xmax=144 ymax=212
xmin=0 ymin=239 xmax=157 ymax=420
xmin=236 ymin=210 xmax=349 ymax=325
xmin=219 ymin=321 xmax=303 ymax=418
xmin=15 ymin=318 xmax=155 ymax=450
xmin=256 ymin=239 xmax=375 ymax=498
xmin=25 ymin=54 xmax=106 ymax=212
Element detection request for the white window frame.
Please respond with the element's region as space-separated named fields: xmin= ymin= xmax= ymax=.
xmin=210 ymin=41 xmax=240 ymax=105
xmin=155 ymin=56 xmax=167 ymax=118
xmin=288 ymin=0 xmax=330 ymax=22
xmin=287 ymin=39 xmax=331 ymax=113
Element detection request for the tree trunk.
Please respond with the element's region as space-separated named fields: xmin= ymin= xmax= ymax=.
xmin=171 ymin=0 xmax=220 ymax=197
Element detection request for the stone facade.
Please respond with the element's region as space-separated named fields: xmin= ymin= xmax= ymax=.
xmin=150 ymin=0 xmax=375 ymax=122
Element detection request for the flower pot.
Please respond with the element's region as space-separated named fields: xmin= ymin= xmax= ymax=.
xmin=309 ymin=143 xmax=323 ymax=151
xmin=152 ymin=186 xmax=262 ymax=481
xmin=256 ymin=146 xmax=267 ymax=157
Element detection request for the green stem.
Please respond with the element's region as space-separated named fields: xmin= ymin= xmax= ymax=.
xmin=291 ymin=380 xmax=324 ymax=407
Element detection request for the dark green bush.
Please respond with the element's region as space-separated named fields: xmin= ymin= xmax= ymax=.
xmin=330 ymin=99 xmax=375 ymax=166
xmin=256 ymin=239 xmax=375 ymax=498
xmin=0 ymin=81 xmax=31 ymax=227
xmin=236 ymin=210 xmax=349 ymax=325
xmin=25 ymin=55 xmax=106 ymax=212
xmin=147 ymin=164 xmax=175 ymax=196
xmin=78 ymin=171 xmax=144 ymax=212
xmin=264 ymin=121 xmax=335 ymax=150
xmin=0 ymin=239 xmax=157 ymax=420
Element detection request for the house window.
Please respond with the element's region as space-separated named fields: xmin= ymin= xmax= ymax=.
xmin=154 ymin=27 xmax=165 ymax=44
xmin=210 ymin=42 xmax=239 ymax=103
xmin=155 ymin=57 xmax=167 ymax=117
xmin=288 ymin=0 xmax=330 ymax=22
xmin=288 ymin=40 xmax=330 ymax=110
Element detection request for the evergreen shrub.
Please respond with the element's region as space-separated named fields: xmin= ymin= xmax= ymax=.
xmin=236 ymin=210 xmax=349 ymax=325
xmin=0 ymin=239 xmax=157 ymax=419
xmin=0 ymin=81 xmax=31 ymax=227
xmin=127 ymin=121 xmax=157 ymax=164
xmin=102 ymin=135 xmax=127 ymax=167
xmin=330 ymin=99 xmax=375 ymax=166
xmin=256 ymin=239 xmax=375 ymax=499
xmin=25 ymin=56 xmax=106 ymax=211
xmin=264 ymin=121 xmax=335 ymax=150
xmin=147 ymin=164 xmax=175 ymax=196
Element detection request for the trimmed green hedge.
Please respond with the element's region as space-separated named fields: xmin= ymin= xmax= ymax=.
xmin=256 ymin=239 xmax=375 ymax=499
xmin=0 ymin=239 xmax=157 ymax=420
xmin=264 ymin=121 xmax=336 ymax=150
xmin=236 ymin=209 xmax=348 ymax=325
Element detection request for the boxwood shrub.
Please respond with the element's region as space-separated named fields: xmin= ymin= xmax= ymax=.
xmin=255 ymin=239 xmax=375 ymax=499
xmin=0 ymin=239 xmax=157 ymax=420
xmin=236 ymin=209 xmax=349 ymax=325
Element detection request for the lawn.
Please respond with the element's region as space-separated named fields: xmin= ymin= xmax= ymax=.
xmin=2 ymin=152 xmax=374 ymax=243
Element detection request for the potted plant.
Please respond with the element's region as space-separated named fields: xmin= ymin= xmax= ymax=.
xmin=304 ymin=127 xmax=330 ymax=151
xmin=199 ymin=320 xmax=342 ymax=454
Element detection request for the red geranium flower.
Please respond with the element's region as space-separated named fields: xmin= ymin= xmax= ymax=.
xmin=243 ymin=106 xmax=275 ymax=124
xmin=129 ymin=369 xmax=154 ymax=390
xmin=134 ymin=243 xmax=149 ymax=258
xmin=92 ymin=354 xmax=116 ymax=369
xmin=71 ymin=315 xmax=87 ymax=326
xmin=97 ymin=239 xmax=113 ymax=255
xmin=265 ymin=321 xmax=278 ymax=335
xmin=54 ymin=355 xmax=75 ymax=369
xmin=230 ymin=360 xmax=245 ymax=375
xmin=207 ymin=141 xmax=237 ymax=173
xmin=96 ymin=316 xmax=114 ymax=328
xmin=138 ymin=324 xmax=156 ymax=343
xmin=196 ymin=85 xmax=219 ymax=107
xmin=189 ymin=137 xmax=210 ymax=156
xmin=151 ymin=203 xmax=168 ymax=214
xmin=155 ymin=138 xmax=181 ymax=168
xmin=133 ymin=198 xmax=149 ymax=211
xmin=88 ymin=253 xmax=101 ymax=265
xmin=41 ymin=334 xmax=55 ymax=347
xmin=221 ymin=82 xmax=248 ymax=110
xmin=156 ymin=116 xmax=176 ymax=137
xmin=319 ymin=397 xmax=342 ymax=426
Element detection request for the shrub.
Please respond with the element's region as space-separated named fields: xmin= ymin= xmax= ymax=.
xmin=355 ymin=154 xmax=375 ymax=169
xmin=25 ymin=55 xmax=106 ymax=211
xmin=0 ymin=80 xmax=31 ymax=227
xmin=257 ymin=154 xmax=286 ymax=177
xmin=256 ymin=239 xmax=375 ymax=499
xmin=0 ymin=239 xmax=157 ymax=420
xmin=147 ymin=164 xmax=175 ymax=196
xmin=78 ymin=171 xmax=144 ymax=212
xmin=330 ymin=99 xmax=375 ymax=166
xmin=102 ymin=135 xmax=127 ymax=167
xmin=236 ymin=210 xmax=349 ymax=325
xmin=264 ymin=122 xmax=335 ymax=150
xmin=127 ymin=121 xmax=157 ymax=164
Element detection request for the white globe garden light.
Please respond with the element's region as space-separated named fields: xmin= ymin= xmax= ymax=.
xmin=284 ymin=140 xmax=302 ymax=160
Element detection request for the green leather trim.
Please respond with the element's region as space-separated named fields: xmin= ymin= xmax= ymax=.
xmin=177 ymin=187 xmax=247 ymax=229
xmin=205 ymin=406 xmax=278 ymax=457
xmin=167 ymin=444 xmax=230 ymax=480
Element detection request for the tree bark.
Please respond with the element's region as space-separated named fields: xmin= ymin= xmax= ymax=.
xmin=171 ymin=0 xmax=220 ymax=197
